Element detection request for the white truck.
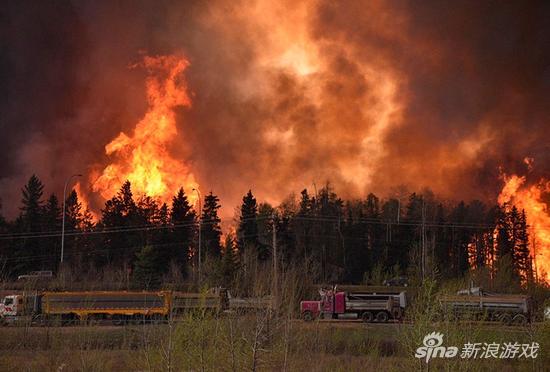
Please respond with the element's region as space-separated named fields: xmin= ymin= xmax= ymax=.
xmin=0 ymin=293 xmax=41 ymax=325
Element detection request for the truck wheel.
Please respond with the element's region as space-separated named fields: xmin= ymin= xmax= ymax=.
xmin=150 ymin=314 xmax=164 ymax=325
xmin=362 ymin=312 xmax=374 ymax=323
xmin=500 ymin=313 xmax=512 ymax=326
xmin=376 ymin=311 xmax=389 ymax=323
xmin=86 ymin=315 xmax=101 ymax=326
xmin=112 ymin=315 xmax=125 ymax=326
xmin=302 ymin=311 xmax=314 ymax=322
xmin=512 ymin=314 xmax=528 ymax=326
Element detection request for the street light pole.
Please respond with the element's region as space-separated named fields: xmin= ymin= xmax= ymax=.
xmin=272 ymin=212 xmax=278 ymax=309
xmin=61 ymin=174 xmax=82 ymax=264
xmin=192 ymin=188 xmax=202 ymax=283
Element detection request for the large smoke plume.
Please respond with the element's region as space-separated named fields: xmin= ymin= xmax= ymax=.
xmin=1 ymin=0 xmax=549 ymax=218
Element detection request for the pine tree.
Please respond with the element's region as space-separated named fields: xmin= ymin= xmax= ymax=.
xmin=136 ymin=195 xmax=159 ymax=225
xmin=201 ymin=192 xmax=222 ymax=258
xmin=0 ymin=198 xmax=6 ymax=261
xmin=65 ymin=190 xmax=83 ymax=230
xmin=221 ymin=233 xmax=238 ymax=288
xmin=364 ymin=193 xmax=381 ymax=273
xmin=17 ymin=175 xmax=45 ymax=273
xmin=170 ymin=188 xmax=196 ymax=275
xmin=343 ymin=202 xmax=370 ymax=283
xmin=448 ymin=201 xmax=470 ymax=277
xmin=63 ymin=190 xmax=85 ymax=265
xmin=43 ymin=194 xmax=62 ymax=270
xmin=494 ymin=205 xmax=521 ymax=286
xmin=391 ymin=193 xmax=424 ymax=276
xmin=433 ymin=203 xmax=450 ymax=276
xmin=514 ymin=210 xmax=532 ymax=284
xmin=380 ymin=198 xmax=399 ymax=270
xmin=0 ymin=203 xmax=7 ymax=274
xmin=153 ymin=202 xmax=171 ymax=243
xmin=294 ymin=189 xmax=315 ymax=262
xmin=466 ymin=200 xmax=487 ymax=270
xmin=100 ymin=181 xmax=142 ymax=267
xmin=20 ymin=174 xmax=45 ymax=231
xmin=316 ymin=185 xmax=344 ymax=282
xmin=158 ymin=203 xmax=170 ymax=226
xmin=237 ymin=190 xmax=262 ymax=258
xmin=0 ymin=198 xmax=5 ymax=227
xmin=495 ymin=205 xmax=513 ymax=259
xmin=132 ymin=245 xmax=163 ymax=289
xmin=44 ymin=194 xmax=62 ymax=228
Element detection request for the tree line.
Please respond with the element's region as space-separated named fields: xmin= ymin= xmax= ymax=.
xmin=0 ymin=175 xmax=538 ymax=291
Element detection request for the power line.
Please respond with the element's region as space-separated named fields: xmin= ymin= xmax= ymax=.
xmin=0 ymin=212 xmax=545 ymax=241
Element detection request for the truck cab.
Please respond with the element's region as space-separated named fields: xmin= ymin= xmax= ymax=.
xmin=0 ymin=295 xmax=22 ymax=318
xmin=300 ymin=287 xmax=403 ymax=322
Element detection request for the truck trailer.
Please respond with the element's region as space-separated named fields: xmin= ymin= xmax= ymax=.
xmin=0 ymin=291 xmax=171 ymax=325
xmin=300 ymin=287 xmax=404 ymax=322
xmin=439 ymin=287 xmax=532 ymax=325
xmin=0 ymin=289 xmax=275 ymax=326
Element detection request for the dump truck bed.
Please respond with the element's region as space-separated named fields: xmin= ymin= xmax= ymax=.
xmin=171 ymin=292 xmax=223 ymax=312
xmin=42 ymin=291 xmax=170 ymax=316
xmin=228 ymin=295 xmax=273 ymax=311
xmin=440 ymin=294 xmax=530 ymax=314
xmin=345 ymin=296 xmax=394 ymax=312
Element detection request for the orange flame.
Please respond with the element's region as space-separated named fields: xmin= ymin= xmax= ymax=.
xmin=92 ymin=55 xmax=199 ymax=207
xmin=74 ymin=181 xmax=98 ymax=222
xmin=498 ymin=173 xmax=550 ymax=283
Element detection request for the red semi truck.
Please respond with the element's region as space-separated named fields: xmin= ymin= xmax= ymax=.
xmin=301 ymin=287 xmax=405 ymax=322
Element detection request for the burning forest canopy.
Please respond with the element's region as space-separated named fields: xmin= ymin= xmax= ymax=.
xmin=0 ymin=1 xmax=549 ymax=284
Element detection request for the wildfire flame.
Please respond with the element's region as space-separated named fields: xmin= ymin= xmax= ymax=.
xmin=497 ymin=173 xmax=550 ymax=283
xmin=91 ymin=55 xmax=199 ymax=207
xmin=74 ymin=181 xmax=98 ymax=221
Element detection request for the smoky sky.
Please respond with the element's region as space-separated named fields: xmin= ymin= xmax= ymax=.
xmin=1 ymin=0 xmax=549 ymax=219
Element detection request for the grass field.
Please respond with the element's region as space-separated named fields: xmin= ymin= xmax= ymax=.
xmin=0 ymin=317 xmax=547 ymax=371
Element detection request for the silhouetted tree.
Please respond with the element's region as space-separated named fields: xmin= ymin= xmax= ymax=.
xmin=238 ymin=190 xmax=263 ymax=259
xmin=315 ymin=185 xmax=344 ymax=282
xmin=514 ymin=210 xmax=532 ymax=284
xmin=201 ymin=192 xmax=222 ymax=258
xmin=221 ymin=233 xmax=238 ymax=288
xmin=132 ymin=245 xmax=163 ymax=289
xmin=294 ymin=189 xmax=315 ymax=263
xmin=42 ymin=194 xmax=62 ymax=269
xmin=448 ymin=201 xmax=470 ymax=277
xmin=100 ymin=181 xmax=142 ymax=267
xmin=0 ymin=199 xmax=7 ymax=265
xmin=170 ymin=188 xmax=196 ymax=276
xmin=16 ymin=174 xmax=45 ymax=273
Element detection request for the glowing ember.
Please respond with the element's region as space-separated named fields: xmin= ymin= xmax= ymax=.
xmin=497 ymin=173 xmax=550 ymax=283
xmin=92 ymin=55 xmax=199 ymax=206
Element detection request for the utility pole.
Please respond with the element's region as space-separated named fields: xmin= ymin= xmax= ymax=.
xmin=272 ymin=212 xmax=277 ymax=308
xmin=532 ymin=229 xmax=538 ymax=283
xmin=422 ymin=198 xmax=426 ymax=281
xmin=193 ymin=188 xmax=202 ymax=284
xmin=61 ymin=174 xmax=82 ymax=264
xmin=397 ymin=198 xmax=400 ymax=224
xmin=312 ymin=182 xmax=318 ymax=198
xmin=338 ymin=216 xmax=345 ymax=268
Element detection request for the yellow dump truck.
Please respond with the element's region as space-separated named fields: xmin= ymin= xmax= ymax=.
xmin=1 ymin=291 xmax=171 ymax=325
xmin=1 ymin=288 xmax=274 ymax=326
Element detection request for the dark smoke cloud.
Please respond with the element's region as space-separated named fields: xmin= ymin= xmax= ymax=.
xmin=1 ymin=0 xmax=549 ymax=219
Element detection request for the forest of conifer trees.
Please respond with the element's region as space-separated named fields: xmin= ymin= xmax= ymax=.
xmin=0 ymin=175 xmax=538 ymax=292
